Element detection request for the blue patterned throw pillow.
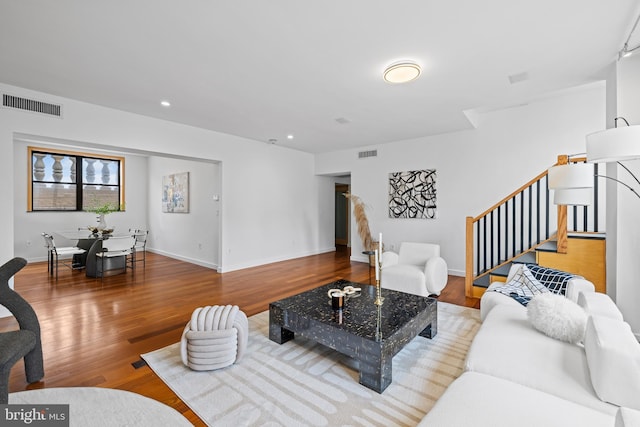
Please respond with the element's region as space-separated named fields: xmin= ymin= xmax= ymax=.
xmin=525 ymin=264 xmax=575 ymax=295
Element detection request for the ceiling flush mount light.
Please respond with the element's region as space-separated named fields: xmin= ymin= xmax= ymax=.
xmin=383 ymin=61 xmax=421 ymax=84
xmin=287 ymin=134 xmax=294 ymax=140
xmin=160 ymin=100 xmax=171 ymax=107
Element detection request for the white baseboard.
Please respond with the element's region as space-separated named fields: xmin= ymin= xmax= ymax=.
xmin=219 ymin=247 xmax=336 ymax=273
xmin=146 ymin=248 xmax=218 ymax=270
xmin=350 ymin=254 xmax=370 ymax=264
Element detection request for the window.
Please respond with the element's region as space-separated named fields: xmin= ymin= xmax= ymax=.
xmin=28 ymin=147 xmax=125 ymax=212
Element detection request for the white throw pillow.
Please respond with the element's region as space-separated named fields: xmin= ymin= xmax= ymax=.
xmin=527 ymin=293 xmax=587 ymax=343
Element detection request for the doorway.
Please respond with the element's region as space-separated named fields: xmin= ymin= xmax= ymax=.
xmin=335 ymin=184 xmax=349 ymax=247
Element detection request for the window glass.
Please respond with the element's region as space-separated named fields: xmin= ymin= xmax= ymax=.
xmin=29 ymin=148 xmax=124 ymax=212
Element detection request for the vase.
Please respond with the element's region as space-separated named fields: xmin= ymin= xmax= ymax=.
xmin=97 ymin=214 xmax=107 ymax=230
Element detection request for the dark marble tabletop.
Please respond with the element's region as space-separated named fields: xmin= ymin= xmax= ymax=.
xmin=269 ymin=279 xmax=436 ymax=342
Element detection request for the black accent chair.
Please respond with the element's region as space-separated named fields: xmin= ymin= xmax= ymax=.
xmin=0 ymin=257 xmax=44 ymax=404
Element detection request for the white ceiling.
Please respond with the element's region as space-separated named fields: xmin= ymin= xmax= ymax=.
xmin=1 ymin=1 xmax=640 ymax=154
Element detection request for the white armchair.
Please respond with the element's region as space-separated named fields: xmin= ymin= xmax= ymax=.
xmin=381 ymin=242 xmax=448 ymax=297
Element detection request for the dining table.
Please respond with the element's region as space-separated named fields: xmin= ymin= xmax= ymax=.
xmin=55 ymin=230 xmax=130 ymax=278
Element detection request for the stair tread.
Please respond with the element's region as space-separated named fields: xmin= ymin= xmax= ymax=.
xmin=511 ymin=252 xmax=537 ymax=264
xmin=536 ymin=241 xmax=558 ymax=252
xmin=490 ymin=264 xmax=512 ymax=276
xmin=472 ymin=275 xmax=491 ymax=288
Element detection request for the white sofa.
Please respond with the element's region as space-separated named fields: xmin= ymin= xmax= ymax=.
xmin=420 ymin=264 xmax=640 ymax=427
xmin=380 ymin=242 xmax=448 ymax=297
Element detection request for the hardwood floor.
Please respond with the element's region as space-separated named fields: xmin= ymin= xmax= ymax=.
xmin=1 ymin=246 xmax=479 ymax=426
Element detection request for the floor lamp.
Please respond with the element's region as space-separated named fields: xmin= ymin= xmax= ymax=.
xmin=548 ymin=120 xmax=640 ymax=204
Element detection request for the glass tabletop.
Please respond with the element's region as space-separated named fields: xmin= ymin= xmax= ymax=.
xmin=55 ymin=230 xmax=128 ymax=240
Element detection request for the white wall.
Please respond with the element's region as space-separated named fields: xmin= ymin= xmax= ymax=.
xmin=612 ymin=54 xmax=640 ymax=338
xmin=13 ymin=137 xmax=147 ymax=260
xmin=0 ymin=83 xmax=326 ymax=277
xmin=316 ymin=83 xmax=606 ymax=275
xmin=147 ymin=156 xmax=220 ymax=269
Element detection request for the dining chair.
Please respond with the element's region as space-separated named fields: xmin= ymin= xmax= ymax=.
xmin=128 ymin=229 xmax=149 ymax=269
xmin=96 ymin=236 xmax=136 ymax=281
xmin=41 ymin=233 xmax=87 ymax=280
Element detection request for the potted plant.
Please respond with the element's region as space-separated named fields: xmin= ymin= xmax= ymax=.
xmin=86 ymin=203 xmax=122 ymax=233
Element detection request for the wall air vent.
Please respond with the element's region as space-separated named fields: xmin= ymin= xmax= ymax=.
xmin=358 ymin=150 xmax=377 ymax=159
xmin=2 ymin=94 xmax=62 ymax=117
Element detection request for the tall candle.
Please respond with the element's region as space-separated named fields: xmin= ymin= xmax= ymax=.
xmin=379 ymin=232 xmax=383 ymax=253
xmin=375 ymin=249 xmax=379 ymax=280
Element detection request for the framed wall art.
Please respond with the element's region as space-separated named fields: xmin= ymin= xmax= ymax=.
xmin=388 ymin=169 xmax=436 ymax=219
xmin=162 ymin=172 xmax=189 ymax=213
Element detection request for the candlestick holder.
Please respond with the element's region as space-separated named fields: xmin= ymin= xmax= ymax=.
xmin=374 ymin=279 xmax=384 ymax=306
xmin=374 ymin=250 xmax=384 ymax=306
xmin=375 ymin=303 xmax=382 ymax=341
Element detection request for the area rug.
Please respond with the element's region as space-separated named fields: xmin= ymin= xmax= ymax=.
xmin=141 ymin=302 xmax=481 ymax=427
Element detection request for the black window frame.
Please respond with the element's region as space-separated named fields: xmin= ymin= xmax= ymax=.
xmin=28 ymin=146 xmax=125 ymax=212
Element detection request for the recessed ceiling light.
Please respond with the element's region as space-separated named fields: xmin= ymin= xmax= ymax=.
xmin=287 ymin=134 xmax=294 ymax=140
xmin=160 ymin=100 xmax=171 ymax=107
xmin=383 ymin=61 xmax=422 ymax=84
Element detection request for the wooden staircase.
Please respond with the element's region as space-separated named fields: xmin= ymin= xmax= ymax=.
xmin=465 ymin=157 xmax=606 ymax=298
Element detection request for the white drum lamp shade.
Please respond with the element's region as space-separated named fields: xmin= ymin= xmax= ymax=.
xmin=553 ymin=188 xmax=593 ymax=206
xmin=586 ymin=125 xmax=640 ymax=162
xmin=547 ymin=163 xmax=595 ymax=189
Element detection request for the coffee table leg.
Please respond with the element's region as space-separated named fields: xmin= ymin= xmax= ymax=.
xmin=268 ymin=306 xmax=295 ymax=344
xmin=358 ymin=349 xmax=391 ymax=393
xmin=419 ymin=315 xmax=438 ymax=339
xmin=269 ymin=324 xmax=294 ymax=344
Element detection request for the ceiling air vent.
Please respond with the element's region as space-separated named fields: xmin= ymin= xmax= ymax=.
xmin=358 ymin=149 xmax=377 ymax=159
xmin=2 ymin=94 xmax=62 ymax=117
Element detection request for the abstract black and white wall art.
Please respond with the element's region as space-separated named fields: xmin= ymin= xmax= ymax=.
xmin=388 ymin=169 xmax=437 ymax=219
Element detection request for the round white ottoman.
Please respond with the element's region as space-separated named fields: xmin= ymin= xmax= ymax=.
xmin=180 ymin=305 xmax=248 ymax=371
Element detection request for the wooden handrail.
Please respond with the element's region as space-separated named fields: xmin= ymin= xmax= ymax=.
xmin=472 ymin=156 xmax=587 ymax=222
xmin=472 ymin=169 xmax=548 ymax=221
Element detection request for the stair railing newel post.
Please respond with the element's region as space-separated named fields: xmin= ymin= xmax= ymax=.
xmin=556 ymin=154 xmax=569 ymax=254
xmin=465 ymin=216 xmax=474 ymax=298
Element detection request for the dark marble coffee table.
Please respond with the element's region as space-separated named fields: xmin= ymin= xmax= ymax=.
xmin=269 ymin=279 xmax=437 ymax=393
